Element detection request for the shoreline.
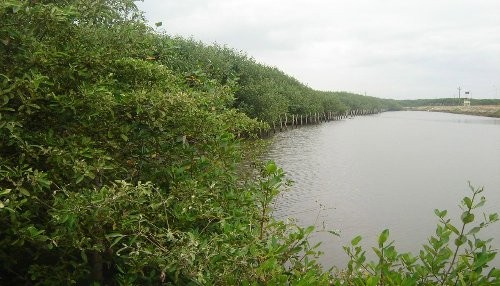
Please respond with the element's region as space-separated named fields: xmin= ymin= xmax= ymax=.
xmin=405 ymin=105 xmax=500 ymax=118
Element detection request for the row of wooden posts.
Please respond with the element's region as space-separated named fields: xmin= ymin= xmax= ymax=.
xmin=263 ymin=109 xmax=384 ymax=135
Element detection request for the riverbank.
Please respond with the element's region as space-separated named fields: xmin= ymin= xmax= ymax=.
xmin=406 ymin=105 xmax=500 ymax=118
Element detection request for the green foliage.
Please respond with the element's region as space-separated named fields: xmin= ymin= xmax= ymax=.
xmin=0 ymin=0 xmax=266 ymax=284
xmin=342 ymin=184 xmax=499 ymax=285
xmin=151 ymin=35 xmax=401 ymax=123
xmin=0 ymin=0 xmax=497 ymax=285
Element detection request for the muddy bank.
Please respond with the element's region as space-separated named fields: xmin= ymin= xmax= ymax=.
xmin=406 ymin=105 xmax=500 ymax=118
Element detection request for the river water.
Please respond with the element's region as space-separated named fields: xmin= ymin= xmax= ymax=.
xmin=266 ymin=111 xmax=500 ymax=269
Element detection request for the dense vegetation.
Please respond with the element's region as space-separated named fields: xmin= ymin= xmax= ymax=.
xmin=149 ymin=36 xmax=402 ymax=124
xmin=1 ymin=1 xmax=498 ymax=285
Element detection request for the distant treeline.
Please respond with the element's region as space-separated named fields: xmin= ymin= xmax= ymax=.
xmin=399 ymin=98 xmax=500 ymax=107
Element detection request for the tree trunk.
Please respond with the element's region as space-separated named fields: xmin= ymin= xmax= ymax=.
xmin=90 ymin=250 xmax=103 ymax=284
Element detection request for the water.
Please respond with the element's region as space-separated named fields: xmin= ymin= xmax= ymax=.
xmin=266 ymin=111 xmax=500 ymax=269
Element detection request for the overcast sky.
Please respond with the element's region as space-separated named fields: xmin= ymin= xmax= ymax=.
xmin=137 ymin=0 xmax=500 ymax=100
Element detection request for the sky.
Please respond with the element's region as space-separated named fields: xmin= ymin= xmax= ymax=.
xmin=137 ymin=0 xmax=500 ymax=100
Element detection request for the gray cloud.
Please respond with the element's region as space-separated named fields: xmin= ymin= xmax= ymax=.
xmin=137 ymin=0 xmax=500 ymax=99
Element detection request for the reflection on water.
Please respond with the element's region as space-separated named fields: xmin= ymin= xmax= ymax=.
xmin=266 ymin=111 xmax=500 ymax=269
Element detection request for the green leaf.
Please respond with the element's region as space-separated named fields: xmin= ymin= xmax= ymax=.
xmin=445 ymin=223 xmax=460 ymax=235
xmin=366 ymin=276 xmax=380 ymax=286
xmin=106 ymin=233 xmax=124 ymax=238
xmin=351 ymin=235 xmax=362 ymax=246
xmin=463 ymin=197 xmax=472 ymax=209
xmin=434 ymin=209 xmax=447 ymax=218
xmin=423 ymin=244 xmax=437 ymax=256
xmin=489 ymin=213 xmax=499 ymax=222
xmin=304 ymin=225 xmax=315 ymax=234
xmin=0 ymin=201 xmax=4 ymax=208
xmin=265 ymin=162 xmax=277 ymax=174
xmin=468 ymin=226 xmax=481 ymax=235
xmin=378 ymin=229 xmax=389 ymax=247
xmin=455 ymin=235 xmax=466 ymax=247
xmin=76 ymin=175 xmax=85 ymax=184
xmin=106 ymin=233 xmax=126 ymax=248
xmin=1 ymin=94 xmax=9 ymax=105
xmin=120 ymin=134 xmax=128 ymax=141
xmin=328 ymin=230 xmax=340 ymax=237
xmin=36 ymin=178 xmax=51 ymax=188
xmin=19 ymin=188 xmax=30 ymax=197
xmin=461 ymin=212 xmax=474 ymax=224
xmin=0 ymin=189 xmax=11 ymax=196
xmin=110 ymin=236 xmax=125 ymax=248
xmin=372 ymin=247 xmax=383 ymax=259
xmin=473 ymin=197 xmax=486 ymax=209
